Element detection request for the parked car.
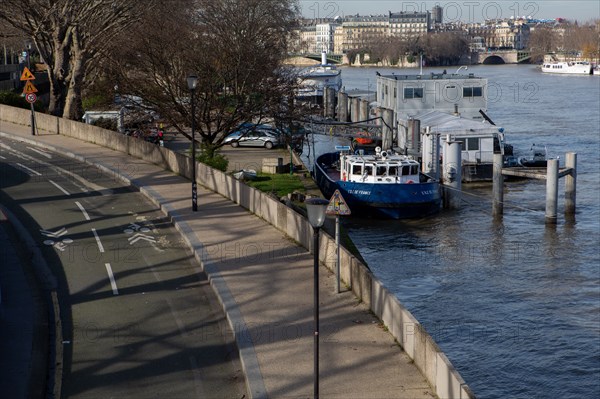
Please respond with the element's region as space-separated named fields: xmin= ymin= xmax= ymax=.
xmin=223 ymin=127 xmax=282 ymax=149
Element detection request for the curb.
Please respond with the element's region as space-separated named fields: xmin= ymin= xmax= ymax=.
xmin=1 ymin=132 xmax=268 ymax=398
xmin=0 ymin=204 xmax=62 ymax=399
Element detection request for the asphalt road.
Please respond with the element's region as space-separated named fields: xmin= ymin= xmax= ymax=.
xmin=0 ymin=209 xmax=47 ymax=399
xmin=0 ymin=138 xmax=246 ymax=398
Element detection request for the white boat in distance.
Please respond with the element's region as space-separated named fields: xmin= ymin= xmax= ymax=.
xmin=542 ymin=61 xmax=592 ymax=75
xmin=297 ymin=51 xmax=342 ymax=99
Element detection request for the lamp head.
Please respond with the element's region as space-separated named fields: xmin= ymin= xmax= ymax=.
xmin=187 ymin=75 xmax=198 ymax=91
xmin=306 ymin=198 xmax=329 ymax=228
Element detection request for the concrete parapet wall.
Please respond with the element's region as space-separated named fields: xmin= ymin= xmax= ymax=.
xmin=0 ymin=104 xmax=475 ymax=399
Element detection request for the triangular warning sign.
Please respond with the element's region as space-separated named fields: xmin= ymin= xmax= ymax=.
xmin=22 ymin=80 xmax=38 ymax=94
xmin=20 ymin=67 xmax=35 ymax=81
xmin=326 ymin=189 xmax=351 ymax=215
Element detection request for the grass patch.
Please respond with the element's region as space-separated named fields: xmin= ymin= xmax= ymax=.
xmin=246 ymin=172 xmax=305 ymax=198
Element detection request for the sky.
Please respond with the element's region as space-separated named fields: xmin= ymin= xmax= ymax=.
xmin=299 ymin=0 xmax=600 ymax=23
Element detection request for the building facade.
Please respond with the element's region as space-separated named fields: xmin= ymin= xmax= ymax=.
xmin=316 ymin=22 xmax=340 ymax=53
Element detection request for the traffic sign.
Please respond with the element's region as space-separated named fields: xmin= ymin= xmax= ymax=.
xmin=20 ymin=67 xmax=35 ymax=81
xmin=22 ymin=80 xmax=38 ymax=94
xmin=25 ymin=93 xmax=37 ymax=103
xmin=326 ymin=189 xmax=351 ymax=215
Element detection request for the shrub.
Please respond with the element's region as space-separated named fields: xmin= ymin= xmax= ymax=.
xmin=0 ymin=90 xmax=44 ymax=111
xmin=193 ymin=143 xmax=229 ymax=172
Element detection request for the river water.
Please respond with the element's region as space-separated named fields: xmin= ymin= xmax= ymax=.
xmin=305 ymin=65 xmax=600 ymax=398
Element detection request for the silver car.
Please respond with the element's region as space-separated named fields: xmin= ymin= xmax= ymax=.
xmin=224 ymin=128 xmax=282 ymax=149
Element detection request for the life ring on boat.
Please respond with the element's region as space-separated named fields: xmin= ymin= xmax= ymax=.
xmin=407 ymin=180 xmax=414 ymax=184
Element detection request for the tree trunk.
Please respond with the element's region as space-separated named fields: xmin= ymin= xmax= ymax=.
xmin=63 ymin=34 xmax=86 ymax=120
xmin=63 ymin=63 xmax=84 ymax=120
xmin=47 ymin=27 xmax=71 ymax=116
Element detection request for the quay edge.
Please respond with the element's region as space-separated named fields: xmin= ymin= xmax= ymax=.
xmin=0 ymin=103 xmax=477 ymax=399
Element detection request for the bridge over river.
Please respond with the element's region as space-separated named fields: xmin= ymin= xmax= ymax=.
xmin=288 ymin=50 xmax=531 ymax=66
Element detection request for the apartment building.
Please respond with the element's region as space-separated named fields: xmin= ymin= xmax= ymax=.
xmin=316 ymin=22 xmax=339 ymax=53
xmin=341 ymin=15 xmax=388 ymax=51
xmin=388 ymin=11 xmax=431 ymax=38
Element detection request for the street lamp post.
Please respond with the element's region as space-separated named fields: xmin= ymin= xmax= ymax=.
xmin=305 ymin=198 xmax=329 ymax=399
xmin=187 ymin=75 xmax=198 ymax=212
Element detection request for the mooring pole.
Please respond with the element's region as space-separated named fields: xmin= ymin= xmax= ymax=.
xmin=492 ymin=153 xmax=504 ymax=218
xmin=565 ymin=152 xmax=577 ymax=215
xmin=545 ymin=158 xmax=559 ymax=224
xmin=443 ymin=140 xmax=462 ymax=209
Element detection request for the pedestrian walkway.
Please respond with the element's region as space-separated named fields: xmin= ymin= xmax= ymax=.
xmin=0 ymin=122 xmax=435 ymax=398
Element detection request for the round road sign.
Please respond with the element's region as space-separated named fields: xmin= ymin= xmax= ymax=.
xmin=25 ymin=93 xmax=37 ymax=103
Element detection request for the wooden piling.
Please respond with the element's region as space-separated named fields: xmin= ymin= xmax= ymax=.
xmin=565 ymin=152 xmax=577 ymax=215
xmin=325 ymin=87 xmax=336 ymax=119
xmin=337 ymin=91 xmax=348 ymax=122
xmin=359 ymin=99 xmax=369 ymax=122
xmin=381 ymin=109 xmax=394 ymax=150
xmin=407 ymin=118 xmax=421 ymax=153
xmin=545 ymin=158 xmax=559 ymax=224
xmin=492 ymin=153 xmax=504 ymax=218
xmin=350 ymin=98 xmax=360 ymax=122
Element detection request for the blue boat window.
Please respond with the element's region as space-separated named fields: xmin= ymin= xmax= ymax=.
xmin=364 ymin=165 xmax=373 ymax=175
xmin=388 ymin=166 xmax=398 ymax=176
xmin=402 ymin=165 xmax=411 ymax=175
xmin=352 ymin=165 xmax=362 ymax=175
xmin=467 ymin=138 xmax=479 ymax=151
xmin=377 ymin=166 xmax=387 ymax=176
xmin=404 ymin=88 xmax=423 ymax=99
xmin=411 ymin=165 xmax=419 ymax=174
xmin=463 ymin=87 xmax=483 ymax=97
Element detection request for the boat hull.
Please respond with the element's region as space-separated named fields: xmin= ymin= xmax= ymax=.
xmin=314 ymin=153 xmax=441 ymax=219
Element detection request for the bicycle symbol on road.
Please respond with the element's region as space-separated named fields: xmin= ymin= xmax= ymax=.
xmin=40 ymin=227 xmax=73 ymax=252
xmin=123 ymin=223 xmax=156 ymax=245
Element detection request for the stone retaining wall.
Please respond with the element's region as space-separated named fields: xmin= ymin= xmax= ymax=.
xmin=0 ymin=104 xmax=476 ymax=399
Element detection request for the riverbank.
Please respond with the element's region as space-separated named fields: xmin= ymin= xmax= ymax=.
xmin=1 ymin=104 xmax=476 ymax=398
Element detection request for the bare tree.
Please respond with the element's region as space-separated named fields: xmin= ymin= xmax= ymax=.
xmin=528 ymin=26 xmax=558 ymax=61
xmin=0 ymin=20 xmax=27 ymax=64
xmin=0 ymin=0 xmax=152 ymax=118
xmin=109 ymin=0 xmax=300 ymax=156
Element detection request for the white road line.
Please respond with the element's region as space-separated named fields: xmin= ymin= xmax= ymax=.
xmin=104 ymin=263 xmax=119 ymax=295
xmin=91 ymin=228 xmax=105 ymax=253
xmin=27 ymin=146 xmax=52 ymax=159
xmin=165 ymin=298 xmax=189 ymax=337
xmin=188 ymin=356 xmax=207 ymax=398
xmin=16 ymin=162 xmax=42 ymax=176
xmin=48 ymin=180 xmax=71 ymax=196
xmin=75 ymin=201 xmax=91 ymax=220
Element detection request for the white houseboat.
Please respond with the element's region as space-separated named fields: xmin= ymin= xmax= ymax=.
xmin=376 ymin=71 xmax=488 ymax=121
xmin=397 ymin=110 xmax=510 ymax=183
xmin=541 ymin=61 xmax=592 ymax=75
xmin=376 ymin=71 xmax=513 ymax=182
xmin=297 ymin=51 xmax=342 ymax=102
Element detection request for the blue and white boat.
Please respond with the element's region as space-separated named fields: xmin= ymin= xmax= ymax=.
xmin=314 ymin=148 xmax=441 ymax=219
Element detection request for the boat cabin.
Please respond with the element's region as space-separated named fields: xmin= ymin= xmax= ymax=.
xmin=340 ymin=154 xmax=420 ymax=184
